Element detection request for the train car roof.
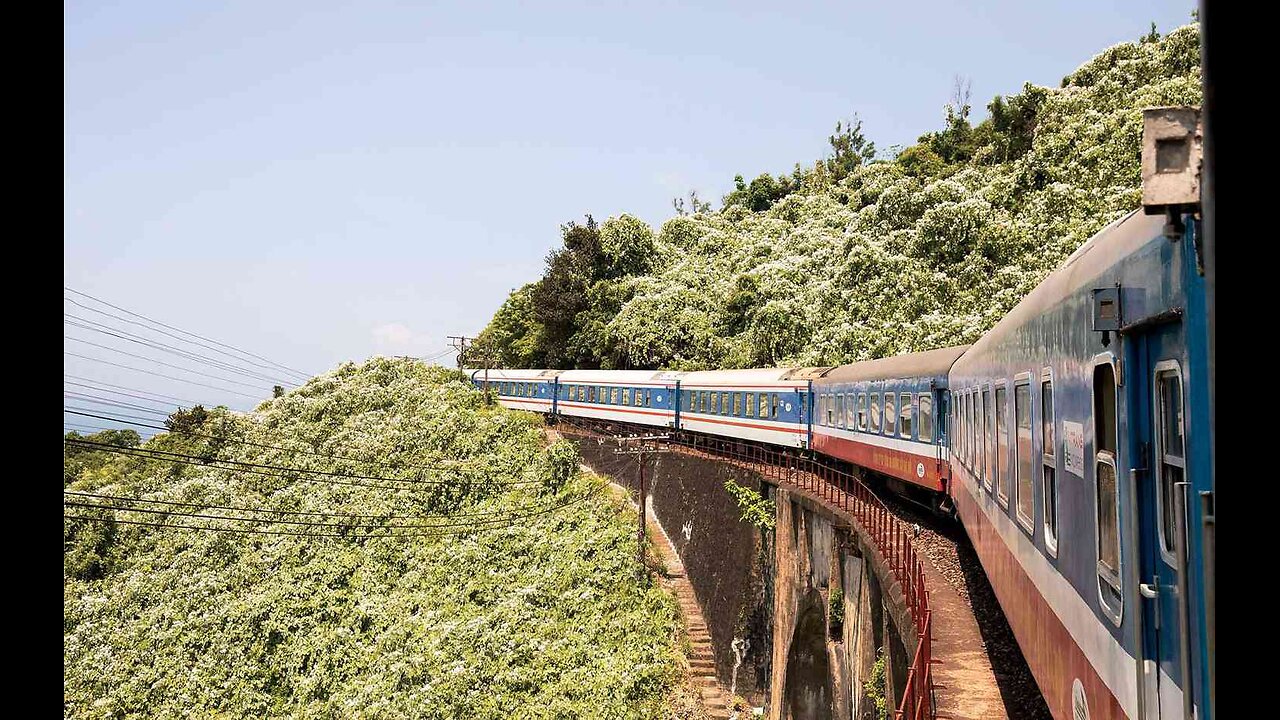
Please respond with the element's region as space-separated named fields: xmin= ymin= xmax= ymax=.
xmin=465 ymin=368 xmax=562 ymax=381
xmin=954 ymin=209 xmax=1166 ymax=368
xmin=819 ymin=345 xmax=971 ymax=383
xmin=556 ymin=369 xmax=673 ymax=384
xmin=677 ymin=367 xmax=830 ymax=387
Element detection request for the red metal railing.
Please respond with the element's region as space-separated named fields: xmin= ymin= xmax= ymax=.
xmin=552 ymin=416 xmax=934 ymax=719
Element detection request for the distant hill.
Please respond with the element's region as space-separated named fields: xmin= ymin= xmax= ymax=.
xmin=64 ymin=359 xmax=684 ymax=718
xmin=476 ymin=23 xmax=1201 ymax=370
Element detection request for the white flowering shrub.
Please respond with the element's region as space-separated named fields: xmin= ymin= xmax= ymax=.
xmin=480 ymin=24 xmax=1202 ymax=370
xmin=64 ymin=358 xmax=684 ymax=718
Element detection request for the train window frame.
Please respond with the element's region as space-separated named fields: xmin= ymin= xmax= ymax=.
xmin=857 ymin=392 xmax=868 ymax=432
xmin=968 ymin=389 xmax=977 ymax=467
xmin=846 ymin=391 xmax=856 ymax=429
xmin=722 ymin=391 xmax=732 ymax=415
xmin=623 ymin=388 xmax=632 ymax=405
xmin=900 ymin=392 xmax=913 ymax=440
xmin=733 ymin=392 xmax=742 ymax=416
xmin=1041 ymin=369 xmax=1059 ymax=557
xmin=745 ymin=392 xmax=756 ymax=418
xmin=870 ymin=390 xmax=881 ymax=433
xmin=759 ymin=392 xmax=769 ymax=418
xmin=959 ymin=390 xmax=968 ymax=467
xmin=837 ymin=393 xmax=846 ymax=429
xmin=995 ymin=382 xmax=1010 ymax=508
xmin=771 ymin=393 xmax=779 ymax=419
xmin=1091 ymin=353 xmax=1123 ymax=626
xmin=885 ymin=391 xmax=898 ymax=437
xmin=1013 ymin=373 xmax=1035 ymax=534
xmin=982 ymin=386 xmax=993 ymax=492
xmin=918 ymin=392 xmax=933 ymax=443
xmin=711 ymin=392 xmax=720 ymax=414
xmin=1153 ymin=360 xmax=1185 ymax=567
xmin=973 ymin=388 xmax=984 ymax=486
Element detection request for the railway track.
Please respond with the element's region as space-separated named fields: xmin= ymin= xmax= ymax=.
xmin=867 ymin=480 xmax=1052 ymax=720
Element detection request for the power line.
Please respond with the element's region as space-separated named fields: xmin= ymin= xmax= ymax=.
xmin=62 ymin=481 xmax=607 ymax=539
xmin=64 ymin=380 xmax=204 ymax=408
xmin=64 ymin=287 xmax=312 ymax=380
xmin=64 ymin=314 xmax=297 ymax=386
xmin=63 ymin=391 xmax=175 ymax=416
xmin=63 ymin=352 xmax=266 ymax=399
xmin=64 ymin=337 xmax=275 ymax=391
xmin=64 ymin=297 xmax=311 ymax=382
xmin=64 ymin=481 xmax=602 ymax=528
xmin=64 ymin=489 xmax=559 ymax=521
xmin=63 ymin=409 xmax=482 ymax=475
xmin=63 ymin=437 xmax=543 ymax=489
xmin=64 ymin=375 xmax=214 ymax=406
xmin=64 ymin=405 xmax=176 ymax=424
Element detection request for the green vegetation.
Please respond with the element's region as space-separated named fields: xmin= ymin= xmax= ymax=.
xmin=865 ymin=647 xmax=889 ymax=720
xmin=477 ymin=24 xmax=1201 ymax=370
xmin=724 ymin=479 xmax=776 ymax=530
xmin=64 ymin=359 xmax=687 ymax=718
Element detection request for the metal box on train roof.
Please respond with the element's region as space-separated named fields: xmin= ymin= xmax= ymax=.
xmin=1141 ymin=106 xmax=1202 ymax=213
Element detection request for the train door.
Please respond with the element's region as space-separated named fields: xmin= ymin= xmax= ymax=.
xmin=1127 ymin=324 xmax=1192 ymax=720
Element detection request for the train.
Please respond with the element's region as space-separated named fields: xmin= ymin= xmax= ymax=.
xmin=465 ymin=107 xmax=1213 ymax=720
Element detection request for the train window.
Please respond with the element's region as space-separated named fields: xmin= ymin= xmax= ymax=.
xmin=711 ymin=392 xmax=720 ymax=414
xmin=900 ymin=393 xmax=913 ymax=440
xmin=870 ymin=392 xmax=881 ymax=433
xmin=622 ymin=388 xmax=632 ymax=405
xmin=771 ymin=393 xmax=779 ymax=419
xmin=684 ymin=391 xmax=692 ymax=412
xmin=743 ymin=392 xmax=754 ymax=417
xmin=884 ymin=392 xmax=897 ymax=437
xmin=973 ymin=390 xmax=984 ymax=482
xmin=1155 ymin=364 xmax=1185 ymax=564
xmin=967 ymin=389 xmax=977 ymax=461
xmin=702 ymin=391 xmax=709 ymax=413
xmin=995 ymin=384 xmax=1010 ymax=506
xmin=759 ymin=393 xmax=769 ymax=418
xmin=982 ymin=388 xmax=993 ymax=491
xmin=836 ymin=394 xmax=845 ymax=428
xmin=1093 ymin=359 xmax=1122 ymax=623
xmin=733 ymin=392 xmax=742 ymax=416
xmin=844 ymin=392 xmax=854 ymax=429
xmin=918 ymin=393 xmax=932 ymax=442
xmin=967 ymin=391 xmax=976 ymax=464
xmin=1014 ymin=380 xmax=1034 ymax=531
xmin=607 ymin=387 xmax=616 ymax=404
xmin=721 ymin=392 xmax=731 ymax=415
xmin=855 ymin=393 xmax=865 ymax=431
xmin=645 ymin=389 xmax=653 ymax=407
xmin=1042 ymin=373 xmax=1058 ymax=555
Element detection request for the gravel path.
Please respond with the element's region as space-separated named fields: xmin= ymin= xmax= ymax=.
xmin=873 ymin=489 xmax=1053 ymax=720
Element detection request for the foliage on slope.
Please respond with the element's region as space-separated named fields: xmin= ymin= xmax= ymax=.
xmin=64 ymin=358 xmax=685 ymax=719
xmin=477 ymin=23 xmax=1201 ymax=370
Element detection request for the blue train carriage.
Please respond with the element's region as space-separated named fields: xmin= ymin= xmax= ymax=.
xmin=467 ymin=368 xmax=562 ymax=414
xmin=554 ymin=370 xmax=678 ymax=429
xmin=674 ymin=368 xmax=829 ymax=449
xmin=810 ymin=346 xmax=968 ymax=505
xmin=946 ymin=107 xmax=1212 ymax=720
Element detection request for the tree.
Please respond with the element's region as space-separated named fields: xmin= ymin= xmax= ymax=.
xmin=825 ymin=115 xmax=877 ymax=182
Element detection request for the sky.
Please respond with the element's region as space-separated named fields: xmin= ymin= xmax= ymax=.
xmin=64 ymin=0 xmax=1196 ymax=420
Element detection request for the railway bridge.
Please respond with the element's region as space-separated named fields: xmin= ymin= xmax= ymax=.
xmin=552 ymin=419 xmax=1024 ymax=720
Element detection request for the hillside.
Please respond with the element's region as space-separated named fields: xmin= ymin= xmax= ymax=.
xmin=64 ymin=359 xmax=687 ymax=718
xmin=476 ymin=23 xmax=1202 ymax=370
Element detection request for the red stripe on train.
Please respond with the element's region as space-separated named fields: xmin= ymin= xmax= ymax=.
xmin=811 ymin=433 xmax=947 ymax=492
xmin=954 ymin=474 xmax=1129 ymax=720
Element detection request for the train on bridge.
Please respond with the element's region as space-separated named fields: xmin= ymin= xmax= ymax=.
xmin=466 ymin=108 xmax=1214 ymax=720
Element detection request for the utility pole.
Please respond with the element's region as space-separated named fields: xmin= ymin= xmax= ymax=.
xmin=448 ymin=335 xmax=493 ymax=404
xmin=614 ymin=433 xmax=670 ymax=581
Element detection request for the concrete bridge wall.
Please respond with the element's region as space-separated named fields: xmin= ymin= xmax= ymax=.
xmin=571 ymin=437 xmax=913 ymax=717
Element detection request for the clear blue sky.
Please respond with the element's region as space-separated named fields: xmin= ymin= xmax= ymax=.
xmin=65 ymin=0 xmax=1195 ymax=415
